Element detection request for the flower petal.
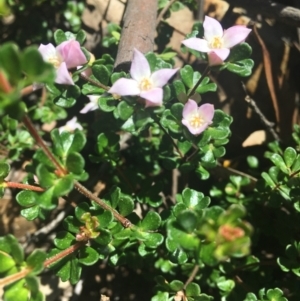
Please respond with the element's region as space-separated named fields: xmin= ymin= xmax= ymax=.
xmin=130 ymin=48 xmax=151 ymax=82
xmin=38 ymin=43 xmax=57 ymax=61
xmin=203 ymin=16 xmax=223 ymax=41
xmin=56 ymin=40 xmax=87 ymax=69
xmin=198 ymin=103 xmax=214 ymax=123
xmin=80 ymin=101 xmax=98 ymax=114
xmin=182 ymin=119 xmax=209 ymax=136
xmin=182 ymin=99 xmax=198 ymax=119
xmin=182 ymin=38 xmax=210 ymax=52
xmin=223 ymin=26 xmax=252 ymax=48
xmin=108 ymin=78 xmax=140 ymax=96
xmin=151 ymin=68 xmax=178 ymax=87
xmin=207 ymin=49 xmax=229 ymax=66
xmin=140 ymin=88 xmax=163 ymax=107
xmin=55 ymin=62 xmax=74 ymax=85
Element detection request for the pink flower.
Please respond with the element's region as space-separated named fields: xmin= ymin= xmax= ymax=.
xmin=59 ymin=117 xmax=83 ymax=133
xmin=182 ymin=16 xmax=251 ymax=66
xmin=182 ymin=99 xmax=214 ymax=135
xmin=80 ymin=95 xmax=99 ymax=114
xmin=108 ymin=48 xmax=178 ymax=107
xmin=38 ymin=40 xmax=87 ymax=85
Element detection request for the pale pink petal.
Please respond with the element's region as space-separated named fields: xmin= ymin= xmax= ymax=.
xmin=55 ymin=62 xmax=74 ymax=85
xmin=78 ymin=66 xmax=92 ymax=77
xmin=182 ymin=119 xmax=209 ymax=136
xmin=203 ymin=16 xmax=223 ymax=41
xmin=80 ymin=101 xmax=98 ymax=114
xmin=182 ymin=38 xmax=210 ymax=52
xmin=182 ymin=99 xmax=198 ymax=119
xmin=38 ymin=43 xmax=57 ymax=61
xmin=59 ymin=117 xmax=83 ymax=133
xmin=108 ymin=78 xmax=140 ymax=96
xmin=223 ymin=26 xmax=252 ymax=48
xmin=198 ymin=103 xmax=214 ymax=123
xmin=57 ymin=40 xmax=87 ymax=69
xmin=130 ymin=48 xmax=151 ymax=82
xmin=151 ymin=68 xmax=178 ymax=87
xmin=140 ymin=88 xmax=163 ymax=107
xmin=207 ymin=49 xmax=229 ymax=66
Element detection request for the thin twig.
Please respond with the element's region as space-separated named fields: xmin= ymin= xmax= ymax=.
xmin=80 ymin=73 xmax=109 ymax=90
xmin=183 ymin=264 xmax=199 ymax=289
xmin=22 ymin=114 xmax=131 ymax=228
xmin=187 ymin=66 xmax=210 ymax=98
xmin=156 ymin=0 xmax=178 ymax=26
xmin=4 ymin=181 xmax=45 ymax=192
xmin=242 ymin=84 xmax=281 ymax=142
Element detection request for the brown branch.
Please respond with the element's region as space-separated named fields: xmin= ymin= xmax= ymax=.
xmin=114 ymin=0 xmax=157 ymax=71
xmin=223 ymin=0 xmax=300 ymax=27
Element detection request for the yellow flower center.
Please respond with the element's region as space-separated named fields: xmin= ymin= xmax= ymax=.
xmin=189 ymin=115 xmax=204 ymax=128
xmin=48 ymin=56 xmax=62 ymax=69
xmin=139 ymin=78 xmax=153 ymax=91
xmin=209 ymin=36 xmax=223 ymax=49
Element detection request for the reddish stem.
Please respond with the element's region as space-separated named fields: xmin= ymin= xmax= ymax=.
xmin=44 ymin=241 xmax=86 ymax=267
xmin=22 ymin=114 xmax=67 ymax=175
xmin=4 ymin=181 xmax=44 ymax=192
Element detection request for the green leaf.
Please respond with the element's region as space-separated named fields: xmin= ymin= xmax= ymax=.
xmin=117 ymin=100 xmax=134 ymax=120
xmin=0 ymin=252 xmax=15 ymax=273
xmin=53 ymin=176 xmax=74 ymax=197
xmin=283 ymin=147 xmax=296 ymax=168
xmin=26 ymin=250 xmax=46 ymax=275
xmin=269 ymin=153 xmax=289 ymax=174
xmin=177 ymin=210 xmax=198 ymax=232
xmin=217 ymin=278 xmax=235 ymax=292
xmin=92 ymin=65 xmax=110 ymax=86
xmin=144 ymin=233 xmax=164 ymax=248
xmin=21 ymin=206 xmax=40 ymax=220
xmin=228 ymin=43 xmax=252 ymax=62
xmin=151 ymin=291 xmax=169 ymax=301
xmin=180 ymin=65 xmax=194 ymax=88
xmin=54 ymin=29 xmax=67 ymax=44
xmin=168 ymin=221 xmax=200 ymax=250
xmin=78 ymin=246 xmax=99 ymax=266
xmin=170 ymin=103 xmax=183 ymax=120
xmin=3 ymin=279 xmax=29 ymax=301
xmin=21 ymin=46 xmax=55 ymax=83
xmin=186 ymin=282 xmax=201 ymax=296
xmin=0 ymin=43 xmax=21 ymax=84
xmin=54 ymin=231 xmax=76 ymax=249
xmin=225 ymin=59 xmax=254 ymax=77
xmin=99 ymin=95 xmax=117 ymax=112
xmin=118 ymin=195 xmax=134 ymax=216
xmin=169 ymin=280 xmax=184 ymax=291
xmin=141 ymin=211 xmax=161 ymax=231
xmin=182 ymin=188 xmax=210 ymax=210
xmin=266 ymin=288 xmax=287 ymax=301
xmin=66 ymin=152 xmax=85 ymax=174
xmin=0 ymin=162 xmax=10 ymax=180
xmin=16 ymin=190 xmax=36 ymax=207
xmin=76 ymin=30 xmax=87 ymax=45
xmin=244 ymin=293 xmax=257 ymax=301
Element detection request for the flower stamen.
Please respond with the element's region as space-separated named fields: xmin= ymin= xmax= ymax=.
xmin=189 ymin=115 xmax=204 ymax=128
xmin=48 ymin=56 xmax=62 ymax=69
xmin=209 ymin=36 xmax=223 ymax=49
xmin=139 ymin=78 xmax=153 ymax=91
